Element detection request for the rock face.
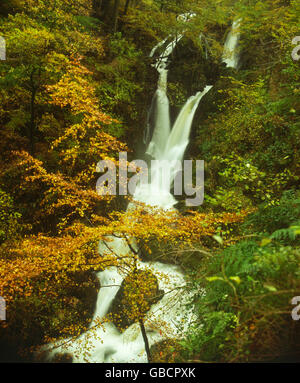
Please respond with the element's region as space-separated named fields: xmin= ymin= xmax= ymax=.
xmin=109 ymin=269 xmax=164 ymax=332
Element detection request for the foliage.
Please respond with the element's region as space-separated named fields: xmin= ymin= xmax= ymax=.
xmin=243 ymin=189 xmax=300 ymax=234
xmin=182 ymin=238 xmax=300 ymax=361
xmin=0 ymin=189 xmax=23 ymax=243
xmin=181 ymin=205 xmax=300 ymax=362
xmin=0 ymin=0 xmax=299 ymax=363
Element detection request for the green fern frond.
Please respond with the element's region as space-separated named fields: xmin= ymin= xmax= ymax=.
xmin=270 ymin=221 xmax=300 ymax=241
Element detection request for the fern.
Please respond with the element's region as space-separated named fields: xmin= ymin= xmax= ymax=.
xmin=270 ymin=221 xmax=300 ymax=241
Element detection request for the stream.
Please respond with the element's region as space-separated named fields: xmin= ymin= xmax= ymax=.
xmin=43 ymin=18 xmax=240 ymax=363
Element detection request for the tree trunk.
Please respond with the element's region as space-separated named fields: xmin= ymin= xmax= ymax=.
xmin=112 ymin=0 xmax=120 ymax=33
xmin=29 ymin=69 xmax=38 ymax=155
xmin=99 ymin=0 xmax=111 ymax=22
xmin=123 ymin=0 xmax=130 ymax=15
xmin=139 ymin=319 xmax=151 ymax=362
xmin=92 ymin=0 xmax=102 ymax=17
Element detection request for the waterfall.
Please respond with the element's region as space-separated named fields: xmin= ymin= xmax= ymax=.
xmin=42 ymin=20 xmax=240 ymax=364
xmin=145 ymin=35 xmax=182 ymax=158
xmin=134 ymin=86 xmax=212 ymax=210
xmin=222 ymin=19 xmax=241 ymax=69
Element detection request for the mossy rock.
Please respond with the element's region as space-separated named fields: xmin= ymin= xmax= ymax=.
xmin=109 ymin=269 xmax=164 ymax=332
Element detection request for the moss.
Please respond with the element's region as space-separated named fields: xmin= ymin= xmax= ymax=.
xmin=109 ymin=269 xmax=164 ymax=332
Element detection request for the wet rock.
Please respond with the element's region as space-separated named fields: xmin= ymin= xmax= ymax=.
xmin=109 ymin=269 xmax=164 ymax=332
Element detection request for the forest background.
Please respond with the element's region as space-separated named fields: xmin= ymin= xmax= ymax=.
xmin=0 ymin=0 xmax=299 ymax=363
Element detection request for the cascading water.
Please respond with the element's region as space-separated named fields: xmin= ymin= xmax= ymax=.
xmin=144 ymin=35 xmax=182 ymax=159
xmin=134 ymin=86 xmax=212 ymax=210
xmin=42 ymin=20 xmax=240 ymax=363
xmin=222 ymin=19 xmax=241 ymax=69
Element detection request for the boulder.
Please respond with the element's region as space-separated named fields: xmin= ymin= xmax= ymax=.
xmin=109 ymin=269 xmax=164 ymax=331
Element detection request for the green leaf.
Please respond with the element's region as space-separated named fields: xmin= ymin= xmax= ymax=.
xmin=229 ymin=276 xmax=241 ymax=284
xmin=213 ymin=235 xmax=223 ymax=245
xmin=263 ymin=284 xmax=277 ymax=292
xmin=260 ymin=238 xmax=272 ymax=246
xmin=206 ymin=276 xmax=224 ymax=282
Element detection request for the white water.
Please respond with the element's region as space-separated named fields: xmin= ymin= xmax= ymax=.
xmin=222 ymin=19 xmax=241 ymax=69
xmin=42 ymin=238 xmax=194 ymax=363
xmin=42 ymin=20 xmax=240 ymax=363
xmin=134 ymin=86 xmax=212 ymax=210
xmin=146 ymin=35 xmax=182 ymax=159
